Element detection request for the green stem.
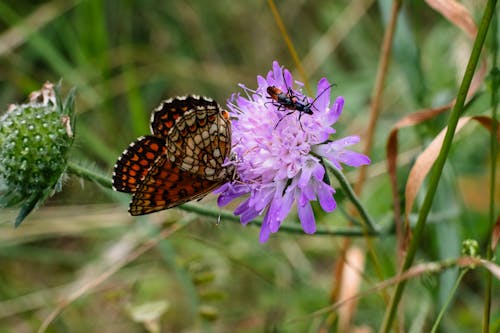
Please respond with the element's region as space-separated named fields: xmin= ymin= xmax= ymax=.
xmin=183 ymin=202 xmax=382 ymax=236
xmin=323 ymin=159 xmax=378 ymax=232
xmin=379 ymin=1 xmax=498 ymax=332
xmin=67 ymin=161 xmax=112 ymax=188
xmin=66 ymin=161 xmax=383 ymax=237
xmin=430 ymin=269 xmax=469 ymax=333
xmin=483 ymin=9 xmax=499 ymax=333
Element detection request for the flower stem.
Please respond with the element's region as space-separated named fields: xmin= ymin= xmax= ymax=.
xmin=67 ymin=161 xmax=113 ymax=188
xmin=322 ymin=159 xmax=378 ymax=232
xmin=356 ymin=0 xmax=402 ymax=192
xmin=183 ymin=202 xmax=382 ymax=237
xmin=330 ymin=0 xmax=402 ymax=311
xmin=267 ymin=0 xmax=310 ymax=93
xmin=379 ymin=1 xmax=497 ymax=332
xmin=483 ymin=9 xmax=499 ymax=333
xmin=66 ymin=160 xmax=383 ymax=237
xmin=430 ymin=268 xmax=469 ymax=333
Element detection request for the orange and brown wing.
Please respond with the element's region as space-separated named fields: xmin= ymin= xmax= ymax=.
xmin=150 ymin=95 xmax=232 ymax=181
xmin=166 ymin=108 xmax=232 ymax=181
xmin=129 ymin=155 xmax=223 ymax=215
xmin=150 ymin=95 xmax=220 ymax=139
xmin=112 ymin=136 xmax=166 ymax=193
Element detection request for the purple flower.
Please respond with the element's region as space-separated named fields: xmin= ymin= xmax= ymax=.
xmin=216 ymin=61 xmax=370 ymax=242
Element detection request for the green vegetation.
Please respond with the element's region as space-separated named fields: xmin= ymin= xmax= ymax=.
xmin=0 ymin=1 xmax=498 ymax=332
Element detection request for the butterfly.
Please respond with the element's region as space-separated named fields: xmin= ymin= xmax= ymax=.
xmin=112 ymin=95 xmax=233 ymax=215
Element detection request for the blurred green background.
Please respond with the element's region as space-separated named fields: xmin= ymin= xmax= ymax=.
xmin=0 ymin=1 xmax=498 ymax=332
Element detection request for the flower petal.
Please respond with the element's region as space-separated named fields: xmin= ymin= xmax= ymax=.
xmin=267 ymin=198 xmax=283 ymax=233
xmin=298 ymin=202 xmax=316 ymax=234
xmin=257 ymin=75 xmax=268 ymax=90
xmin=283 ymin=68 xmax=293 ymax=90
xmin=234 ymin=198 xmax=250 ymax=215
xmin=240 ymin=207 xmax=260 ymax=224
xmin=327 ymin=96 xmax=344 ymax=124
xmin=298 ymin=159 xmax=316 ymax=188
xmin=314 ymin=78 xmax=331 ymax=114
xmin=317 ymin=182 xmax=336 ymax=212
xmin=249 ymin=186 xmax=275 ymax=211
xmin=277 ymin=187 xmax=295 ymax=221
xmin=337 ymin=151 xmax=371 ymax=167
xmin=215 ymin=183 xmax=248 ymax=206
xmin=272 ymin=61 xmax=284 ymax=87
xmin=259 ymin=211 xmax=273 ymax=242
xmin=330 ymin=135 xmax=361 ymax=148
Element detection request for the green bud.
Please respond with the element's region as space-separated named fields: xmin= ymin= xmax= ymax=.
xmin=198 ymin=305 xmax=218 ymax=321
xmin=461 ymin=239 xmax=480 ymax=258
xmin=0 ymin=82 xmax=76 ymax=226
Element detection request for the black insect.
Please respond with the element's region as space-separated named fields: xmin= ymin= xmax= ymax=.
xmin=266 ymin=83 xmax=335 ymax=128
xmin=266 ymin=86 xmax=313 ymax=115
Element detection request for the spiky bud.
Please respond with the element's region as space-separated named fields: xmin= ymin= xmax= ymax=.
xmin=0 ymin=82 xmax=75 ymax=226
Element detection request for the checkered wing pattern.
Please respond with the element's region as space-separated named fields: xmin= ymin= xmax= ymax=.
xmin=129 ymin=156 xmax=223 ymax=215
xmin=166 ymin=107 xmax=232 ymax=181
xmin=113 ymin=95 xmax=234 ymax=215
xmin=150 ymin=96 xmax=220 ymax=139
xmin=151 ymin=96 xmax=232 ymax=181
xmin=112 ymin=136 xmax=166 ymax=193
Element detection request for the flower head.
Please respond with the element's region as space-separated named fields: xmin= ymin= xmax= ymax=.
xmin=0 ymin=82 xmax=76 ymax=226
xmin=216 ymin=61 xmax=370 ymax=242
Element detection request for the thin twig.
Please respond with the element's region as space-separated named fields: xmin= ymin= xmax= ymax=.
xmin=483 ymin=8 xmax=499 ymax=333
xmin=380 ymin=1 xmax=498 ymax=331
xmin=267 ymin=0 xmax=310 ymax=93
xmin=323 ymin=159 xmax=377 ymax=232
xmin=355 ymin=0 xmax=402 ymax=193
xmin=289 ymin=256 xmax=489 ymax=326
xmin=330 ymin=0 xmax=401 ymax=323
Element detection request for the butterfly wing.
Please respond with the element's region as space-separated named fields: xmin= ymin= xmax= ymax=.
xmin=150 ymin=96 xmax=232 ymax=181
xmin=150 ymin=95 xmax=220 ymax=139
xmin=114 ymin=95 xmax=233 ymax=216
xmin=112 ymin=136 xmax=166 ymax=193
xmin=166 ymin=106 xmax=232 ymax=181
xmin=129 ymin=155 xmax=224 ymax=215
